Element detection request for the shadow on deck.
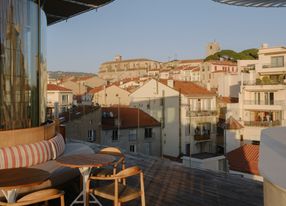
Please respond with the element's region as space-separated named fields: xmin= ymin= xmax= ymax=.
xmin=66 ymin=141 xmax=263 ymax=206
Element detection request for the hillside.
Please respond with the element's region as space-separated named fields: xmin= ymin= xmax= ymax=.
xmin=205 ymin=48 xmax=258 ymax=61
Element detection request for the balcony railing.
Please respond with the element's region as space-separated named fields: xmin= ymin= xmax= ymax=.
xmin=194 ymin=134 xmax=211 ymax=141
xmin=186 ymin=110 xmax=217 ymax=117
xmin=244 ymin=120 xmax=281 ymax=127
xmin=244 ymin=100 xmax=285 ymax=106
xmin=262 ymin=64 xmax=285 ymax=69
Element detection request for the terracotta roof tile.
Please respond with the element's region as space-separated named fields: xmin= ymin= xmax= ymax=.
xmin=160 ymin=79 xmax=216 ymax=97
xmin=179 ymin=59 xmax=204 ymax=64
xmin=89 ymin=86 xmax=104 ymax=94
xmin=226 ymin=116 xmax=244 ymax=130
xmin=102 ymin=107 xmax=160 ymax=129
xmin=47 ymin=84 xmax=72 ymax=92
xmin=226 ymin=144 xmax=259 ymax=175
xmin=207 ymin=60 xmax=237 ymax=66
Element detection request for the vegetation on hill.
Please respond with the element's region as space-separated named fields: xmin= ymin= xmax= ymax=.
xmin=205 ymin=48 xmax=258 ymax=62
xmin=48 ymin=71 xmax=96 ymax=79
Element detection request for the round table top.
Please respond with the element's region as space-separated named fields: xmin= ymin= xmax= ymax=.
xmin=0 ymin=168 xmax=50 ymax=190
xmin=56 ymin=153 xmax=116 ymax=168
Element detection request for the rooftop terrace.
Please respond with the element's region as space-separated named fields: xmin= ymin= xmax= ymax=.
xmin=71 ymin=140 xmax=263 ymax=206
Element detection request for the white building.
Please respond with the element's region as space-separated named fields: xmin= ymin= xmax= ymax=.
xmin=130 ymin=79 xmax=218 ymax=158
xmin=226 ymin=45 xmax=286 ymax=152
xmin=47 ymin=84 xmax=73 ymax=115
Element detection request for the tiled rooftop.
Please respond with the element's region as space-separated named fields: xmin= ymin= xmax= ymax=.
xmin=47 ymin=84 xmax=72 ymax=92
xmin=75 ymin=141 xmax=263 ymax=206
xmin=102 ymin=107 xmax=161 ymax=129
xmin=160 ymin=79 xmax=216 ymax=97
xmin=227 ymin=144 xmax=259 ymax=175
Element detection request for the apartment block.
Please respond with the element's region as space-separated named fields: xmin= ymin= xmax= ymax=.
xmin=130 ymin=79 xmax=218 ymax=158
xmin=226 ymin=45 xmax=286 ymax=152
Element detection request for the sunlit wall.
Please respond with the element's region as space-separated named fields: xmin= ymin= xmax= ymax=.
xmin=0 ymin=0 xmax=47 ymax=130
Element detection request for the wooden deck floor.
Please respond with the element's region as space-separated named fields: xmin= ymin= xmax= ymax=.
xmin=87 ymin=143 xmax=263 ymax=206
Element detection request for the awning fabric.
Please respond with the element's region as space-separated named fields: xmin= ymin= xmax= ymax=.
xmin=40 ymin=0 xmax=115 ymax=25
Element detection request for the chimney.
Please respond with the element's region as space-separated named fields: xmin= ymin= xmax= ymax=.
xmin=167 ymin=79 xmax=174 ymax=88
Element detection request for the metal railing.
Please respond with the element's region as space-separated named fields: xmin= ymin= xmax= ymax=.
xmin=244 ymin=120 xmax=281 ymax=127
xmin=262 ymin=64 xmax=285 ymax=69
xmin=194 ymin=134 xmax=211 ymax=141
xmin=244 ymin=100 xmax=285 ymax=106
xmin=186 ymin=110 xmax=217 ymax=117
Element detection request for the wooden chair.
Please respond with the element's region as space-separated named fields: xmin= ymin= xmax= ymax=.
xmin=0 ymin=189 xmax=65 ymax=206
xmin=92 ymin=147 xmax=126 ymax=177
xmin=87 ymin=166 xmax=145 ymax=206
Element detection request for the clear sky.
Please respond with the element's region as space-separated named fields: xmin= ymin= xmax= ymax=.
xmin=47 ymin=0 xmax=286 ymax=73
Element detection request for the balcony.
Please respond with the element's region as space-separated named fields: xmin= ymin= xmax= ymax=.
xmin=244 ymin=100 xmax=285 ymax=106
xmin=194 ymin=134 xmax=211 ymax=141
xmin=244 ymin=120 xmax=281 ymax=127
xmin=186 ymin=110 xmax=217 ymax=117
xmin=243 ymin=100 xmax=285 ymax=111
xmin=260 ymin=64 xmax=286 ymax=75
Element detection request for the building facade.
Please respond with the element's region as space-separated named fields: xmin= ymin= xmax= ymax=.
xmin=98 ymin=56 xmax=161 ymax=81
xmin=47 ymin=84 xmax=73 ymax=115
xmin=0 ymin=0 xmax=47 ymax=129
xmin=101 ymin=107 xmax=161 ymax=156
xmin=226 ymin=45 xmax=286 ymax=152
xmin=90 ymin=85 xmax=131 ymax=106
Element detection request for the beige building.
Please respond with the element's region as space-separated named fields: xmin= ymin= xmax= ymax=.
xmin=75 ymin=75 xmax=106 ymax=88
xmin=130 ymin=79 xmax=180 ymax=157
xmin=60 ymin=75 xmax=106 ymax=95
xmin=201 ymin=60 xmax=238 ymax=88
xmin=60 ymin=80 xmax=87 ymax=95
xmin=90 ymin=84 xmax=131 ymax=106
xmin=130 ymin=79 xmax=218 ymax=157
xmin=226 ymin=45 xmax=286 ymax=152
xmin=160 ymin=79 xmax=218 ymax=155
xmin=101 ymin=107 xmax=161 ymax=156
xmin=47 ymin=84 xmax=73 ymax=115
xmin=62 ymin=106 xmax=102 ymax=143
xmin=98 ymin=55 xmax=161 ymax=81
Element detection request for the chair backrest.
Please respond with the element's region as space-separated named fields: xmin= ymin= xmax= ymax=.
xmin=115 ymin=166 xmax=141 ymax=179
xmin=99 ymin=147 xmax=122 ymax=155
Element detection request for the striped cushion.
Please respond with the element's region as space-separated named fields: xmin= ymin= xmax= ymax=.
xmin=49 ymin=133 xmax=65 ymax=160
xmin=0 ymin=141 xmax=52 ymax=169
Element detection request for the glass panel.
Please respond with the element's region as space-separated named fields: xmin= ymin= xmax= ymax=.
xmin=0 ymin=0 xmax=47 ymax=130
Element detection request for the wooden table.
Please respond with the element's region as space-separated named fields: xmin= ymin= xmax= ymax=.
xmin=57 ymin=153 xmax=116 ymax=206
xmin=0 ymin=168 xmax=50 ymax=203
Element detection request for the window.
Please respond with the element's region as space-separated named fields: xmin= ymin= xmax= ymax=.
xmin=271 ymin=56 xmax=284 ymax=68
xmin=88 ymin=130 xmax=96 ymax=141
xmin=61 ymin=95 xmax=68 ymax=104
xmin=252 ymin=140 xmax=260 ymax=145
xmin=255 ymin=92 xmax=260 ymax=104
xmin=129 ymin=129 xmax=137 ymax=141
xmin=130 ymin=145 xmax=136 ymax=153
xmin=112 ymin=129 xmax=118 ymax=141
xmin=144 ymin=128 xmax=152 ymax=138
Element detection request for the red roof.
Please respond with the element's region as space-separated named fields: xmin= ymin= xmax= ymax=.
xmin=160 ymin=79 xmax=216 ymax=97
xmin=47 ymin=84 xmax=71 ymax=92
xmin=226 ymin=144 xmax=259 ymax=175
xmin=207 ymin=60 xmax=237 ymax=66
xmin=89 ymin=86 xmax=104 ymax=94
xmin=102 ymin=107 xmax=160 ymax=129
xmin=179 ymin=59 xmax=204 ymax=64
xmin=218 ymin=96 xmax=239 ymax=104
